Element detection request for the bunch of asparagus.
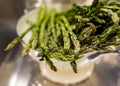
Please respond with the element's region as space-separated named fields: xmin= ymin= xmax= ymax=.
xmin=5 ymin=0 xmax=120 ymax=73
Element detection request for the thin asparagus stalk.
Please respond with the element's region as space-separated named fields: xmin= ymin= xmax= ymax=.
xmin=36 ymin=3 xmax=46 ymax=25
xmin=101 ymin=9 xmax=119 ymax=24
xmin=91 ymin=0 xmax=99 ymax=8
xmin=49 ymin=51 xmax=83 ymax=61
xmin=48 ymin=36 xmax=58 ymax=50
xmin=55 ymin=24 xmax=62 ymax=39
xmin=42 ymin=50 xmax=57 ymax=71
xmin=31 ymin=26 xmax=39 ymax=49
xmin=70 ymin=61 xmax=77 ymax=73
xmin=47 ymin=8 xmax=58 ymax=49
xmin=102 ymin=25 xmax=117 ymax=38
xmin=103 ymin=5 xmax=120 ymax=10
xmin=60 ymin=16 xmax=80 ymax=54
xmin=5 ymin=24 xmax=35 ymax=51
xmin=78 ymin=23 xmax=96 ymax=41
xmin=22 ymin=38 xmax=33 ymax=57
xmin=31 ymin=3 xmax=46 ymax=49
xmin=49 ymin=52 xmax=68 ymax=61
xmin=39 ymin=9 xmax=54 ymax=50
xmin=22 ymin=26 xmax=37 ymax=57
xmin=57 ymin=20 xmax=70 ymax=50
xmin=50 ymin=8 xmax=57 ymax=41
xmin=107 ymin=1 xmax=120 ymax=7
xmin=43 ymin=52 xmax=57 ymax=71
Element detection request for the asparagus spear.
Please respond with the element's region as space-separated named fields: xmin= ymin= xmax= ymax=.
xmin=101 ymin=9 xmax=119 ymax=24
xmin=43 ymin=51 xmax=57 ymax=71
xmin=60 ymin=16 xmax=80 ymax=54
xmin=50 ymin=9 xmax=57 ymax=41
xmin=31 ymin=26 xmax=39 ymax=49
xmin=78 ymin=23 xmax=96 ymax=41
xmin=5 ymin=24 xmax=35 ymax=51
xmin=70 ymin=61 xmax=77 ymax=73
xmin=22 ymin=27 xmax=37 ymax=57
xmin=31 ymin=3 xmax=47 ymax=49
xmin=36 ymin=3 xmax=46 ymax=25
xmin=57 ymin=20 xmax=70 ymax=50
xmin=39 ymin=9 xmax=54 ymax=50
xmin=22 ymin=37 xmax=33 ymax=57
xmin=47 ymin=8 xmax=58 ymax=49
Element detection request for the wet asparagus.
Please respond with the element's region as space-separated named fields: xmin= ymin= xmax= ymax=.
xmin=5 ymin=0 xmax=120 ymax=73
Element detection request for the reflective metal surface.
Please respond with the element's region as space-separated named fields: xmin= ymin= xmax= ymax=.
xmin=1 ymin=43 xmax=120 ymax=86
xmin=0 ymin=0 xmax=120 ymax=86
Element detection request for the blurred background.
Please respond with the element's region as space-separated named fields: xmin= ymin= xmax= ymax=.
xmin=0 ymin=0 xmax=38 ymax=86
xmin=0 ymin=0 xmax=120 ymax=86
